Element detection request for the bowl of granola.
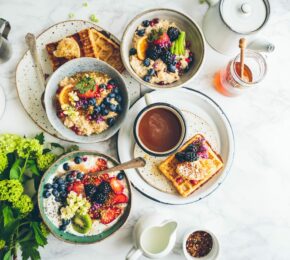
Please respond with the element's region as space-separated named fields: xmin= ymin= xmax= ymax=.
xmin=44 ymin=57 xmax=129 ymax=143
xmin=121 ymin=9 xmax=205 ymax=89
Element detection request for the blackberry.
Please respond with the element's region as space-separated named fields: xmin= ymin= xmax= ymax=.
xmin=129 ymin=48 xmax=137 ymax=55
xmin=184 ymin=152 xmax=198 ymax=162
xmin=185 ymin=144 xmax=198 ymax=153
xmin=175 ymin=152 xmax=186 ymax=162
xmin=167 ymin=27 xmax=180 ymax=41
xmin=146 ymin=45 xmax=162 ymax=60
xmin=161 ymin=50 xmax=174 ymax=65
xmin=92 ymin=193 xmax=108 ymax=204
xmin=85 ymin=184 xmax=97 ymax=197
xmin=97 ymin=181 xmax=112 ymax=194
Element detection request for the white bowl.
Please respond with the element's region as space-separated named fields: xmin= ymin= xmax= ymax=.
xmin=44 ymin=57 xmax=129 ymax=143
xmin=183 ymin=228 xmax=219 ymax=260
xmin=121 ymin=8 xmax=205 ymax=90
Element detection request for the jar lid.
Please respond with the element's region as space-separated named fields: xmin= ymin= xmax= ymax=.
xmin=220 ymin=0 xmax=270 ymax=34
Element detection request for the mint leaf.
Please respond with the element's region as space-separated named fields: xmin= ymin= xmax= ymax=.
xmin=51 ymin=143 xmax=65 ymax=151
xmin=66 ymin=145 xmax=79 ymax=153
xmin=2 ymin=206 xmax=14 ymax=227
xmin=34 ymin=133 xmax=45 ymax=145
xmin=74 ymin=76 xmax=96 ymax=94
xmin=31 ymin=222 xmax=47 ymax=247
xmin=9 ymin=158 xmax=22 ymax=179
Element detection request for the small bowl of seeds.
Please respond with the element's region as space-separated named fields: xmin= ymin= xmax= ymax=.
xmin=182 ymin=228 xmax=219 ymax=260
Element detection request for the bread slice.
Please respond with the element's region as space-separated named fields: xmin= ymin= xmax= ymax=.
xmin=158 ymin=134 xmax=223 ymax=197
xmin=45 ymin=28 xmax=124 ymax=73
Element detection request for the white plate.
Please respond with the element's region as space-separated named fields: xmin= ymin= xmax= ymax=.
xmin=15 ymin=20 xmax=140 ymax=141
xmin=117 ymin=88 xmax=235 ymax=205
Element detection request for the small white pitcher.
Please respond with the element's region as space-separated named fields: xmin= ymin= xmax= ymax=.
xmin=126 ymin=213 xmax=178 ymax=260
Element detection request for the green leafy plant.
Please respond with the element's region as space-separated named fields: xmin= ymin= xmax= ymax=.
xmin=147 ymin=28 xmax=163 ymax=42
xmin=0 ymin=133 xmax=79 ymax=260
xmin=74 ymin=76 xmax=96 ymax=94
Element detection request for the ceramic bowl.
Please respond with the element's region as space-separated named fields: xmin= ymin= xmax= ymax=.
xmin=44 ymin=57 xmax=129 ymax=143
xmin=183 ymin=228 xmax=219 ymax=260
xmin=38 ymin=150 xmax=132 ymax=244
xmin=121 ymin=8 xmax=205 ymax=90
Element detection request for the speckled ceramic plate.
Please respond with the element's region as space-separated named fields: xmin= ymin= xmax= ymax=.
xmin=117 ymin=88 xmax=235 ymax=205
xmin=16 ymin=20 xmax=140 ymax=141
xmin=38 ymin=151 xmax=131 ymax=244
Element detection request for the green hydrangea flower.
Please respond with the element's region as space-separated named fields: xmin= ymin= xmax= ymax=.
xmin=0 ymin=134 xmax=21 ymax=154
xmin=13 ymin=194 xmax=33 ymax=215
xmin=0 ymin=239 xmax=5 ymax=249
xmin=17 ymin=138 xmax=42 ymax=158
xmin=37 ymin=153 xmax=56 ymax=171
xmin=0 ymin=153 xmax=8 ymax=172
xmin=40 ymin=222 xmax=50 ymax=237
xmin=0 ymin=179 xmax=23 ymax=202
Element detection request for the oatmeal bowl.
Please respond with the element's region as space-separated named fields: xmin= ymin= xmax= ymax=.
xmin=121 ymin=9 xmax=205 ymax=89
xmin=44 ymin=57 xmax=129 ymax=143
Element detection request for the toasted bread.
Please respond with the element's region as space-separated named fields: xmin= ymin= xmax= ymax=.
xmin=158 ymin=134 xmax=223 ymax=197
xmin=45 ymin=28 xmax=124 ymax=73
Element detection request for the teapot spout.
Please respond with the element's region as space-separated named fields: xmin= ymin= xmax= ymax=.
xmin=247 ymin=38 xmax=275 ymax=53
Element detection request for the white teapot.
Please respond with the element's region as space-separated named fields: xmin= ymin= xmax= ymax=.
xmin=202 ymin=0 xmax=274 ymax=55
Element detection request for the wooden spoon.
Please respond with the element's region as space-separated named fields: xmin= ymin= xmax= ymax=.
xmin=87 ymin=157 xmax=146 ymax=176
xmin=239 ymin=38 xmax=247 ymax=80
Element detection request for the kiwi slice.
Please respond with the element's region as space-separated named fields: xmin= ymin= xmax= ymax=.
xmin=72 ymin=213 xmax=92 ymax=234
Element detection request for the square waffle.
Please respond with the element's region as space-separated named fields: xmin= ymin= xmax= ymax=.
xmin=158 ymin=134 xmax=224 ymax=197
xmin=45 ymin=28 xmax=124 ymax=73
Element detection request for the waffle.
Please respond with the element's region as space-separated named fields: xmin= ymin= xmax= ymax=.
xmin=46 ymin=28 xmax=124 ymax=73
xmin=158 ymin=134 xmax=223 ymax=197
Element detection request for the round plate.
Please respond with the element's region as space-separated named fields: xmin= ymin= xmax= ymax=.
xmin=38 ymin=151 xmax=131 ymax=244
xmin=117 ymin=88 xmax=235 ymax=205
xmin=16 ymin=20 xmax=140 ymax=141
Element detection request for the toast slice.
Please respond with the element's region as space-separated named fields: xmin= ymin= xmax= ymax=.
xmin=45 ymin=28 xmax=124 ymax=73
xmin=158 ymin=134 xmax=223 ymax=197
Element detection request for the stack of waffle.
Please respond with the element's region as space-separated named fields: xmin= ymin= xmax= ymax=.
xmin=46 ymin=28 xmax=124 ymax=73
xmin=158 ymin=134 xmax=224 ymax=197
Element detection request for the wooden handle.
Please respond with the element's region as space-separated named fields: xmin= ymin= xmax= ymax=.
xmin=88 ymin=157 xmax=146 ymax=176
xmin=239 ymin=38 xmax=246 ymax=80
xmin=25 ymin=33 xmax=46 ymax=89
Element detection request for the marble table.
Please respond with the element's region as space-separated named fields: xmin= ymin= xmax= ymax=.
xmin=1 ymin=0 xmax=290 ymax=259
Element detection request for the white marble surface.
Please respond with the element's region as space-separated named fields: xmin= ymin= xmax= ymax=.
xmin=1 ymin=0 xmax=290 ymax=259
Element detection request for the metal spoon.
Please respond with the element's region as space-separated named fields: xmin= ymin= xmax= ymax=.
xmin=25 ymin=33 xmax=46 ymax=108
xmin=87 ymin=157 xmax=146 ymax=176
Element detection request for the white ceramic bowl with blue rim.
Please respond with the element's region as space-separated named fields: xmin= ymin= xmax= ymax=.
xmin=44 ymin=57 xmax=129 ymax=143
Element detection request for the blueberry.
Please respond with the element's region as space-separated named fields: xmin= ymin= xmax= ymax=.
xmin=94 ymin=106 xmax=101 ymax=114
xmin=108 ymin=93 xmax=116 ymax=98
xmin=136 ymin=29 xmax=145 ymax=36
xmin=147 ymin=68 xmax=155 ymax=76
xmin=63 ymin=163 xmax=70 ymax=171
xmin=143 ymin=75 xmax=151 ymax=82
xmin=62 ymin=219 xmax=71 ymax=226
xmin=100 ymin=103 xmax=106 ymax=109
xmin=82 ymin=103 xmax=89 ymax=110
xmin=109 ymin=104 xmax=117 ymax=112
xmin=60 ymin=191 xmax=67 ymax=198
xmin=59 ymin=224 xmax=66 ymax=231
xmin=108 ymin=79 xmax=116 ymax=86
xmin=116 ymin=105 xmax=122 ymax=113
xmin=88 ymin=98 xmax=96 ymax=106
xmin=142 ymin=20 xmax=150 ymax=27
xmin=44 ymin=183 xmax=52 ymax=190
xmin=74 ymin=156 xmax=82 ymax=164
xmin=99 ymin=83 xmax=106 ymax=89
xmin=57 ymin=178 xmax=64 ymax=185
xmin=107 ymin=118 xmax=115 ymax=126
xmin=104 ymin=97 xmax=111 ymax=105
xmin=52 ymin=189 xmax=59 ymax=197
xmin=55 ymin=197 xmax=62 ymax=202
xmin=129 ymin=48 xmax=137 ymax=55
xmin=59 ymin=184 xmax=66 ymax=191
xmin=143 ymin=58 xmax=150 ymax=67
xmin=43 ymin=191 xmax=51 ymax=198
xmin=66 ymin=174 xmax=74 ymax=183
xmin=117 ymin=172 xmax=124 ymax=180
xmin=113 ymin=87 xmax=120 ymax=94
xmin=77 ymin=172 xmax=84 ymax=179
xmin=167 ymin=64 xmax=176 ymax=73
xmin=52 ymin=183 xmax=58 ymax=189
xmin=115 ymin=95 xmax=122 ymax=103
xmin=101 ymin=109 xmax=109 ymax=116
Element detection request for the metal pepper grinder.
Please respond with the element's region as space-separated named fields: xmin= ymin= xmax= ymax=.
xmin=0 ymin=18 xmax=12 ymax=63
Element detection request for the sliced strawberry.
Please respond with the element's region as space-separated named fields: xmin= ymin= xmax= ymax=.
xmin=100 ymin=207 xmax=121 ymax=224
xmin=112 ymin=194 xmax=128 ymax=205
xmin=99 ymin=173 xmax=109 ymax=181
xmin=93 ymin=177 xmax=102 ymax=186
xmin=190 ymin=180 xmax=198 ymax=185
xmin=109 ymin=177 xmax=124 ymax=194
xmin=153 ymin=32 xmax=171 ymax=47
xmin=77 ymin=88 xmax=98 ymax=99
xmin=71 ymin=181 xmax=84 ymax=195
xmin=97 ymin=158 xmax=108 ymax=170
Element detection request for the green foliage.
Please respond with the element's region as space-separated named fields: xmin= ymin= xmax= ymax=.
xmin=74 ymin=76 xmax=96 ymax=94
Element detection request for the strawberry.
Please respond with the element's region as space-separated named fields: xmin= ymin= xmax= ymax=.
xmin=153 ymin=32 xmax=171 ymax=48
xmin=109 ymin=177 xmax=124 ymax=194
xmin=176 ymin=177 xmax=183 ymax=184
xmin=190 ymin=180 xmax=198 ymax=185
xmin=99 ymin=173 xmax=109 ymax=181
xmin=71 ymin=181 xmax=84 ymax=195
xmin=112 ymin=194 xmax=128 ymax=205
xmin=100 ymin=207 xmax=121 ymax=224
xmin=77 ymin=89 xmax=98 ymax=99
xmin=97 ymin=158 xmax=108 ymax=171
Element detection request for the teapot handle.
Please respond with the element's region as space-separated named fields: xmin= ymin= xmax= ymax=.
xmin=0 ymin=18 xmax=11 ymax=39
xmin=126 ymin=247 xmax=143 ymax=260
xmin=247 ymin=38 xmax=275 ymax=53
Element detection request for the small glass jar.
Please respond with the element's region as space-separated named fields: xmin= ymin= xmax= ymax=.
xmin=214 ymin=50 xmax=267 ymax=96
